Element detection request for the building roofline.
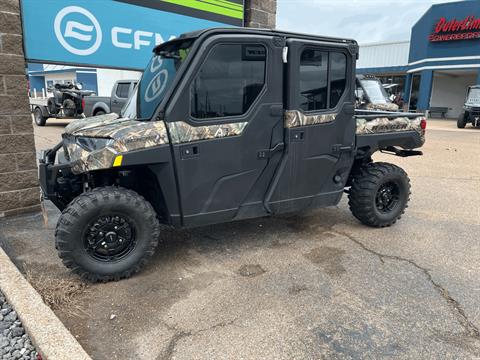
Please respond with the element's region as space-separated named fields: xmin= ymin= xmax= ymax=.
xmin=411 ymin=0 xmax=474 ymax=30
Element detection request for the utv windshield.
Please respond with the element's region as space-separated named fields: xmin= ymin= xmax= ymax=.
xmin=360 ymin=79 xmax=391 ymax=104
xmin=466 ymin=88 xmax=480 ymax=106
xmin=122 ymin=39 xmax=194 ymax=119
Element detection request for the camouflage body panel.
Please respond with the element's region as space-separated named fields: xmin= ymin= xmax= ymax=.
xmin=284 ymin=110 xmax=337 ymax=128
xmin=167 ymin=121 xmax=247 ymax=144
xmin=366 ymin=102 xmax=399 ymax=112
xmin=356 ymin=115 xmax=426 ymax=143
xmin=63 ymin=113 xmax=248 ymax=174
xmin=63 ymin=114 xmax=169 ymax=174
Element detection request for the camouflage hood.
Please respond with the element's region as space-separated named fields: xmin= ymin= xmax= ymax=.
xmin=62 ymin=113 xmax=169 ymax=174
xmin=64 ymin=113 xmax=131 ymax=137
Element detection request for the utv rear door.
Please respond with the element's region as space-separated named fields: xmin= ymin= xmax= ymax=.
xmin=165 ymin=35 xmax=285 ymax=227
xmin=267 ymin=39 xmax=356 ymax=213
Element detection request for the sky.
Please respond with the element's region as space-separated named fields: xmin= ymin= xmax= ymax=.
xmin=277 ymin=0 xmax=464 ymax=44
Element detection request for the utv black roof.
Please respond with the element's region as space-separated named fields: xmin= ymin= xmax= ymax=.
xmin=154 ymin=27 xmax=358 ymax=53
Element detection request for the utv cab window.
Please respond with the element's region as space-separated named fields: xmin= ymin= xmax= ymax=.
xmin=190 ymin=44 xmax=266 ymax=119
xmin=329 ymin=52 xmax=347 ymax=108
xmin=299 ymin=50 xmax=328 ymax=111
xmin=466 ymin=88 xmax=480 ymax=105
xmin=299 ymin=50 xmax=347 ymax=111
xmin=360 ymin=79 xmax=390 ymax=104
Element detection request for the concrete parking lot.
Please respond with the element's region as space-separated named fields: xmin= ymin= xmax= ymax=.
xmin=1 ymin=119 xmax=479 ymax=359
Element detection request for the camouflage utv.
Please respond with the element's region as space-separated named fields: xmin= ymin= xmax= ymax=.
xmin=457 ymin=85 xmax=480 ymax=128
xmin=355 ymin=74 xmax=400 ymax=112
xmin=39 ymin=28 xmax=426 ymax=281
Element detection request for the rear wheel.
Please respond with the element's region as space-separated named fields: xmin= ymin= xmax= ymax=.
xmin=457 ymin=112 xmax=468 ymax=128
xmin=33 ymin=107 xmax=46 ymax=126
xmin=55 ymin=187 xmax=161 ymax=282
xmin=348 ymin=162 xmax=410 ymax=227
xmin=94 ymin=110 xmax=106 ymax=116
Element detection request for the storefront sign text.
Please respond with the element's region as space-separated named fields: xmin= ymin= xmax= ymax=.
xmin=429 ymin=15 xmax=480 ymax=42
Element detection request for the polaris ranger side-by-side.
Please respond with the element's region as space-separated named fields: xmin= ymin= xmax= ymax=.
xmin=457 ymin=85 xmax=480 ymax=128
xmin=39 ymin=28 xmax=426 ymax=281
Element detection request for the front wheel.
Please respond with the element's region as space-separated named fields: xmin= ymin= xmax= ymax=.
xmin=55 ymin=187 xmax=161 ymax=282
xmin=348 ymin=162 xmax=410 ymax=227
xmin=457 ymin=112 xmax=468 ymax=128
xmin=33 ymin=107 xmax=47 ymax=126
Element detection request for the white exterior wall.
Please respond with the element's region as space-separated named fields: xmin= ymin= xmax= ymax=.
xmin=430 ymin=72 xmax=477 ymax=119
xmin=96 ymin=69 xmax=142 ymax=97
xmin=43 ymin=71 xmax=77 ymax=97
xmin=357 ymin=41 xmax=410 ymax=69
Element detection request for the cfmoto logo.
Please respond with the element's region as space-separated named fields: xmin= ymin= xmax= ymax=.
xmin=54 ymin=6 xmax=102 ymax=56
xmin=144 ymin=70 xmax=168 ymax=103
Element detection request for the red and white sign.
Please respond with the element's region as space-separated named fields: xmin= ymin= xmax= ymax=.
xmin=429 ymin=15 xmax=480 ymax=42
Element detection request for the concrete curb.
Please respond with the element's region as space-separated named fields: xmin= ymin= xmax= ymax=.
xmin=0 ymin=247 xmax=91 ymax=360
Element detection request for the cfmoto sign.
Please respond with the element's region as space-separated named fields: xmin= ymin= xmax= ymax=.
xmin=54 ymin=6 xmax=102 ymax=56
xmin=21 ymin=0 xmax=236 ymax=70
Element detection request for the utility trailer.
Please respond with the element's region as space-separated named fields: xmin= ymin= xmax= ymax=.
xmin=30 ymin=97 xmax=86 ymax=126
xmin=39 ymin=28 xmax=426 ymax=282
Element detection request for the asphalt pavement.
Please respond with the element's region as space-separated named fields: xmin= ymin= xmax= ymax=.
xmin=1 ymin=118 xmax=479 ymax=359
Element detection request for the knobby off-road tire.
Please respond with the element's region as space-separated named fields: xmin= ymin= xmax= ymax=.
xmin=33 ymin=107 xmax=46 ymax=126
xmin=55 ymin=187 xmax=160 ymax=282
xmin=457 ymin=112 xmax=467 ymax=128
xmin=348 ymin=162 xmax=410 ymax=228
xmin=62 ymin=99 xmax=76 ymax=117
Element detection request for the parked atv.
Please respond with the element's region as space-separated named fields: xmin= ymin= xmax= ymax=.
xmin=457 ymin=85 xmax=480 ymax=128
xmin=39 ymin=28 xmax=426 ymax=282
xmin=47 ymin=83 xmax=94 ymax=118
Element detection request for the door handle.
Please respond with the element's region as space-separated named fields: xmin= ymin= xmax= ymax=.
xmin=290 ymin=129 xmax=305 ymax=142
xmin=258 ymin=142 xmax=284 ymax=159
xmin=113 ymin=100 xmax=118 ymax=104
xmin=180 ymin=144 xmax=199 ymax=159
xmin=270 ymin=104 xmax=283 ymax=116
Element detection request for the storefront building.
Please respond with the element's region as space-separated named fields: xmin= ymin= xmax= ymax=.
xmin=357 ymin=0 xmax=480 ymax=118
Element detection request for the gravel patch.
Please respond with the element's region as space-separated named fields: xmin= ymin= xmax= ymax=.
xmin=0 ymin=291 xmax=39 ymax=360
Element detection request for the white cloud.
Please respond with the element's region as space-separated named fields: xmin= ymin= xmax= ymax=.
xmin=277 ymin=0 xmax=463 ymax=44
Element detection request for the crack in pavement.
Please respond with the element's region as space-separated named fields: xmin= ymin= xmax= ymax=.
xmin=158 ymin=318 xmax=238 ymax=360
xmin=333 ymin=229 xmax=480 ymax=341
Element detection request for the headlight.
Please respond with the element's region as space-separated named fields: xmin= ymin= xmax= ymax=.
xmin=76 ymin=136 xmax=112 ymax=152
xmin=76 ymin=83 xmax=83 ymax=90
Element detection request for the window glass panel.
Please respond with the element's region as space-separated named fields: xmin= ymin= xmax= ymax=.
xmin=329 ymin=52 xmax=347 ymax=108
xmin=116 ymin=83 xmax=130 ymax=98
xmin=191 ymin=44 xmax=266 ymax=119
xmin=299 ymin=50 xmax=328 ymax=111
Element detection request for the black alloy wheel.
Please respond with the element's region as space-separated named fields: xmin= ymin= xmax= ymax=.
xmin=84 ymin=215 xmax=137 ymax=262
xmin=375 ymin=181 xmax=401 ymax=214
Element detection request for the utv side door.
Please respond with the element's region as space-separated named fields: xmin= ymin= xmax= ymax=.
xmin=267 ymin=39 xmax=356 ymax=213
xmin=165 ymin=35 xmax=285 ymax=227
